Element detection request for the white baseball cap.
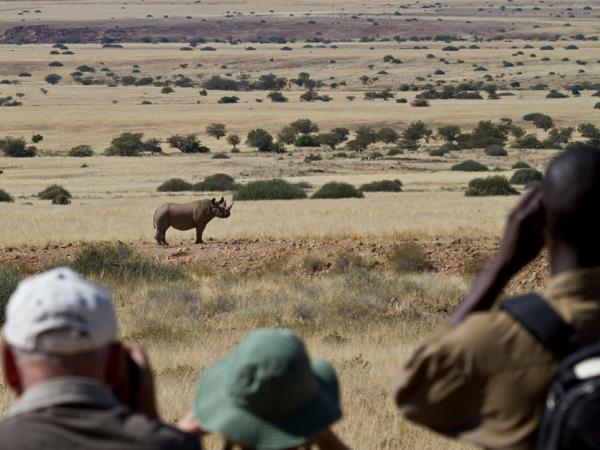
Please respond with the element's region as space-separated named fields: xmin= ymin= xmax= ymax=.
xmin=4 ymin=267 xmax=118 ymax=355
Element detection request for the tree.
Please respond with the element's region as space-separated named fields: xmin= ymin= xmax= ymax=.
xmin=317 ymin=133 xmax=343 ymax=149
xmin=290 ymin=119 xmax=319 ymax=135
xmin=355 ymin=126 xmax=377 ymax=145
xmin=45 ymin=74 xmax=62 ymax=85
xmin=466 ymin=121 xmax=508 ymax=148
xmin=332 ymin=128 xmax=350 ymax=142
xmin=376 ymin=128 xmax=399 ymax=144
xmin=104 ymin=133 xmax=145 ymax=156
xmin=277 ymin=126 xmax=297 ymax=145
xmin=206 ymin=123 xmax=227 ymax=140
xmin=227 ymin=134 xmax=241 ymax=150
xmin=167 ymin=134 xmax=210 ymax=153
xmin=0 ymin=137 xmax=36 ymax=157
xmin=438 ymin=125 xmax=462 ymax=143
xmin=246 ymin=129 xmax=274 ymax=152
xmin=402 ymin=121 xmax=432 ymax=143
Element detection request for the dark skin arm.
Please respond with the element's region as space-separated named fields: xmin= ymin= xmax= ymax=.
xmin=450 ymin=187 xmax=545 ymax=325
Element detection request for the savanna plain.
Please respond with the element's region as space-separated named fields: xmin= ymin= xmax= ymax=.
xmin=0 ymin=0 xmax=599 ymax=448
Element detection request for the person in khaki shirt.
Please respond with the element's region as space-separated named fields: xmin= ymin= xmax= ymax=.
xmin=394 ymin=144 xmax=600 ymax=450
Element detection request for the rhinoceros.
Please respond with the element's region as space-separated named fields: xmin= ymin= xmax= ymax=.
xmin=153 ymin=197 xmax=233 ymax=246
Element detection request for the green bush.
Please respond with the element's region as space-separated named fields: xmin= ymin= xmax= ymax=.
xmin=0 ymin=189 xmax=14 ymax=202
xmin=0 ymin=266 xmax=23 ymax=324
xmin=167 ymin=134 xmax=210 ymax=153
xmin=546 ymin=90 xmax=568 ymax=99
xmin=388 ymin=242 xmax=431 ymax=273
xmin=312 ymin=182 xmax=364 ymax=199
xmin=193 ymin=174 xmax=238 ymax=191
xmin=512 ymin=161 xmax=531 ymax=169
xmin=104 ymin=132 xmax=145 ymax=156
xmin=485 ymin=144 xmax=508 ymax=156
xmin=68 ymin=144 xmax=94 ymax=157
xmin=218 ymin=96 xmax=239 ymax=104
xmin=38 ymin=184 xmax=71 ymax=200
xmin=429 ymin=148 xmax=448 ymax=157
xmin=295 ymin=134 xmax=320 ymax=147
xmin=510 ymin=168 xmax=544 ymax=185
xmin=451 ymin=160 xmax=489 ymax=171
xmin=465 ymin=176 xmax=519 ymax=196
xmin=234 ymin=179 xmax=307 ymax=200
xmin=0 ymin=137 xmax=36 ymax=157
xmin=360 ymin=179 xmax=403 ymax=192
xmin=157 ymin=178 xmax=193 ymax=192
xmin=72 ymin=243 xmax=185 ymax=281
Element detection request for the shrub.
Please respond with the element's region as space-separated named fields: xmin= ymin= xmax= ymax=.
xmin=514 ymin=134 xmax=544 ymax=149
xmin=512 ymin=161 xmax=531 ymax=169
xmin=72 ymin=243 xmax=185 ymax=281
xmin=594 ymin=102 xmax=600 ymax=110
xmin=485 ymin=145 xmax=508 ymax=156
xmin=376 ymin=128 xmax=399 ymax=144
xmin=38 ymin=184 xmax=71 ymax=200
xmin=193 ymin=174 xmax=238 ymax=191
xmin=465 ymin=176 xmax=519 ymax=196
xmin=388 ymin=242 xmax=431 ymax=273
xmin=246 ymin=129 xmax=274 ymax=151
xmin=31 ymin=133 xmax=44 ymax=143
xmin=167 ymin=134 xmax=210 ymax=153
xmin=104 ymin=132 xmax=145 ymax=156
xmin=510 ymin=168 xmax=544 ymax=185
xmin=68 ymin=144 xmax=93 ymax=157
xmin=218 ymin=96 xmax=239 ymax=104
xmin=523 ymin=112 xmax=554 ymax=131
xmin=295 ymin=134 xmax=320 ymax=147
xmin=268 ymin=91 xmax=288 ymax=102
xmin=45 ymin=74 xmax=62 ymax=85
xmin=546 ymin=90 xmax=569 ymax=98
xmin=0 ymin=189 xmax=14 ymax=202
xmin=360 ymin=179 xmax=403 ymax=192
xmin=290 ymin=119 xmax=319 ymax=135
xmin=411 ymin=98 xmax=430 ymax=107
xmin=157 ymin=178 xmax=193 ymax=192
xmin=212 ymin=152 xmax=229 ymax=159
xmin=0 ymin=137 xmax=36 ymax=157
xmin=234 ymin=179 xmax=307 ymax=200
xmin=468 ymin=121 xmax=508 ymax=148
xmin=429 ymin=148 xmax=448 ymax=157
xmin=312 ymin=182 xmax=364 ymax=199
xmin=0 ymin=266 xmax=23 ymax=324
xmin=451 ymin=160 xmax=489 ymax=171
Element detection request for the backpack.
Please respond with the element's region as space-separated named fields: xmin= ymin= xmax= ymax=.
xmin=501 ymin=294 xmax=600 ymax=450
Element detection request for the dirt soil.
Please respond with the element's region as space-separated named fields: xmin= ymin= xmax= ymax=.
xmin=0 ymin=235 xmax=549 ymax=292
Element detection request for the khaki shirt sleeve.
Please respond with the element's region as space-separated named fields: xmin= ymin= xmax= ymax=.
xmin=394 ymin=324 xmax=486 ymax=436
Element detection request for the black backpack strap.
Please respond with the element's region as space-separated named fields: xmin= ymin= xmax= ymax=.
xmin=500 ymin=293 xmax=581 ymax=358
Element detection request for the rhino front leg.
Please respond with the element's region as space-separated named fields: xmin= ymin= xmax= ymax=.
xmin=195 ymin=224 xmax=206 ymax=244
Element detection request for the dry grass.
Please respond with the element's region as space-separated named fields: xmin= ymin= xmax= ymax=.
xmin=0 ymin=268 xmax=472 ymax=449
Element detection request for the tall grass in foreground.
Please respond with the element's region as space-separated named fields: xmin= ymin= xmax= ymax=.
xmin=106 ymin=270 xmax=470 ymax=449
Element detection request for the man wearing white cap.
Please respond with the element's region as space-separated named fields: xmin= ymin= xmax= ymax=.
xmin=0 ymin=267 xmax=200 ymax=450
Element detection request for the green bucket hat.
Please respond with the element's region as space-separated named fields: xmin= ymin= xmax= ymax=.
xmin=193 ymin=329 xmax=342 ymax=450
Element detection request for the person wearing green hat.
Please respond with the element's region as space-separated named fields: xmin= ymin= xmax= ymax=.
xmin=177 ymin=329 xmax=349 ymax=450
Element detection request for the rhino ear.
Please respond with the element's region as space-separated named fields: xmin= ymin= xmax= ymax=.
xmin=211 ymin=197 xmax=216 ymax=204
xmin=219 ymin=196 xmax=225 ymax=204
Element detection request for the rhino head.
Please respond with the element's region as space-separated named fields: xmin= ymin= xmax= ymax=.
xmin=210 ymin=197 xmax=233 ymax=218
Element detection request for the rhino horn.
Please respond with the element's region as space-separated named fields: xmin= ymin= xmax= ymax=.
xmin=227 ymin=200 xmax=234 ymax=212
